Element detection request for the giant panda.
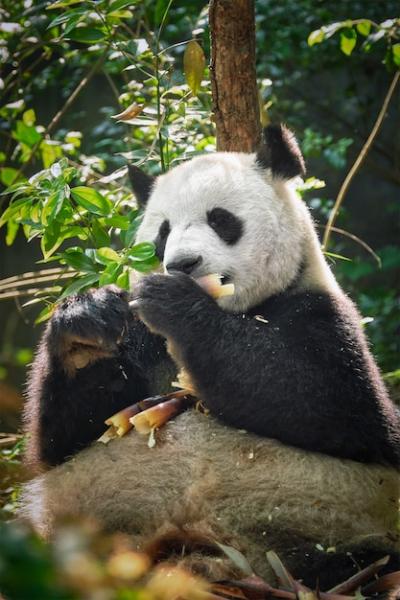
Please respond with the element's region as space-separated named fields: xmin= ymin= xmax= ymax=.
xmin=20 ymin=125 xmax=400 ymax=589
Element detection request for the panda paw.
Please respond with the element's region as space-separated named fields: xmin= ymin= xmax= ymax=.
xmin=48 ymin=285 xmax=132 ymax=373
xmin=134 ymin=273 xmax=215 ymax=338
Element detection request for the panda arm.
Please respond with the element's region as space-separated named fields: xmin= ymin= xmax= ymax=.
xmin=24 ymin=286 xmax=172 ymax=468
xmin=137 ymin=274 xmax=400 ymax=467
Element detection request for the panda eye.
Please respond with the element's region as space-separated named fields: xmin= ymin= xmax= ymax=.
xmin=207 ymin=207 xmax=243 ymax=245
xmin=154 ymin=219 xmax=170 ymax=260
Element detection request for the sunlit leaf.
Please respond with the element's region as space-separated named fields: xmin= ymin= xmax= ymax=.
xmin=129 ymin=256 xmax=159 ymax=272
xmin=104 ymin=215 xmax=130 ymax=230
xmin=340 ymin=29 xmax=357 ymax=56
xmin=183 ymin=41 xmax=205 ymax=96
xmin=0 ymin=167 xmax=19 ymax=187
xmin=0 ymin=197 xmax=31 ymax=228
xmin=22 ymin=109 xmax=35 ymax=126
xmin=307 ymin=29 xmax=325 ymax=46
xmin=356 ymin=20 xmax=372 ymax=37
xmin=6 ymin=221 xmax=19 ymax=246
xmin=116 ymin=268 xmax=130 ymax=289
xmin=41 ymin=141 xmax=63 ymax=169
xmin=392 ymin=44 xmax=400 ymax=67
xmin=95 ymin=247 xmax=121 ymax=265
xmin=35 ymin=303 xmax=56 ymax=324
xmin=127 ymin=242 xmax=155 ymax=261
xmin=13 ymin=121 xmax=42 ymax=147
xmin=71 ymin=186 xmax=112 ymax=216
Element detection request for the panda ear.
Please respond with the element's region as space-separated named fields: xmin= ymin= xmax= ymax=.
xmin=256 ymin=124 xmax=305 ymax=180
xmin=128 ymin=164 xmax=155 ymax=208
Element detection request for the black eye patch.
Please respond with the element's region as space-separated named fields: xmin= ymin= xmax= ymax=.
xmin=207 ymin=207 xmax=243 ymax=245
xmin=154 ymin=219 xmax=170 ymax=260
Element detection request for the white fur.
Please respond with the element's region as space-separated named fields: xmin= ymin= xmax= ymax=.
xmin=136 ymin=153 xmax=339 ymax=312
xmin=20 ymin=412 xmax=399 ymax=580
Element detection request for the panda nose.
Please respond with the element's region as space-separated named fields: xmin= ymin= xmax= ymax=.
xmin=166 ymin=256 xmax=203 ymax=275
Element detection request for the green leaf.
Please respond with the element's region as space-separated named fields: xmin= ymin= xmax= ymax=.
xmin=104 ymin=215 xmax=130 ymax=229
xmin=340 ymin=29 xmax=357 ymax=56
xmin=392 ymin=44 xmax=400 ymax=67
xmin=13 ymin=121 xmax=42 ymax=147
xmin=324 ymin=251 xmax=352 ymax=262
xmin=40 ymin=141 xmax=62 ymax=169
xmin=59 ymin=273 xmax=100 ymax=300
xmin=183 ymin=41 xmax=205 ymax=96
xmin=6 ymin=220 xmax=19 ymax=246
xmin=40 ymin=222 xmax=62 ymax=259
xmin=120 ymin=211 xmax=141 ymax=246
xmin=47 ymin=7 xmax=85 ymax=28
xmin=116 ymin=268 xmax=130 ymax=290
xmin=99 ymin=262 xmax=122 ymax=286
xmin=35 ymin=303 xmax=56 ymax=325
xmin=92 ymin=219 xmax=111 ymax=246
xmin=61 ymin=249 xmax=97 ymax=272
xmin=127 ymin=242 xmax=155 ymax=261
xmin=129 ymin=256 xmax=159 ymax=272
xmin=22 ymin=109 xmax=35 ymax=126
xmin=356 ymin=20 xmax=371 ymax=37
xmin=308 ymin=29 xmax=325 ymax=46
xmin=0 ymin=197 xmax=31 ymax=228
xmin=0 ymin=167 xmax=19 ymax=187
xmin=95 ymin=247 xmax=121 ymax=265
xmin=67 ymin=27 xmax=106 ymax=43
xmin=107 ymin=0 xmax=139 ymax=11
xmin=71 ymin=186 xmax=112 ymax=216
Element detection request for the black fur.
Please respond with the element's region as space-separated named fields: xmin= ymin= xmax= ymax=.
xmin=134 ymin=273 xmax=400 ymax=467
xmin=154 ymin=219 xmax=170 ymax=260
xmin=26 ymin=275 xmax=400 ymax=469
xmin=127 ymin=164 xmax=155 ymax=207
xmin=207 ymin=207 xmax=244 ymax=245
xmin=24 ymin=286 xmax=174 ymax=468
xmin=256 ymin=124 xmax=305 ymax=179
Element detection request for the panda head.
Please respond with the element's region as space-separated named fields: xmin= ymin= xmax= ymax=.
xmin=132 ymin=125 xmax=332 ymax=313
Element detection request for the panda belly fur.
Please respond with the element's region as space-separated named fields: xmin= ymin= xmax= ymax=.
xmin=20 ymin=410 xmax=399 ymax=584
xmin=20 ymin=124 xmax=400 ymax=588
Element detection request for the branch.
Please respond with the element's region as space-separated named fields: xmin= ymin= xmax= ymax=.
xmin=322 ymin=70 xmax=400 ymax=250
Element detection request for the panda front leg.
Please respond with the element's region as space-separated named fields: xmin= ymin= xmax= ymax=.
xmin=24 ymin=285 xmax=173 ymax=470
xmin=135 ymin=272 xmax=400 ymax=467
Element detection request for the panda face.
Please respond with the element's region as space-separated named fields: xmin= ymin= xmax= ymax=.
xmin=135 ymin=152 xmax=306 ymax=312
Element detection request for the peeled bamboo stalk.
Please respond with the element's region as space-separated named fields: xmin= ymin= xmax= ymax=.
xmin=98 ymin=390 xmax=193 ymax=443
xmin=130 ymin=397 xmax=184 ymax=434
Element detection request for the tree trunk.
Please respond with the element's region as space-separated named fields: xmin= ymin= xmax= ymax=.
xmin=209 ymin=0 xmax=261 ymax=153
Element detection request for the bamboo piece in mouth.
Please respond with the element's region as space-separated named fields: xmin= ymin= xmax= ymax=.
xmin=128 ymin=273 xmax=235 ymax=310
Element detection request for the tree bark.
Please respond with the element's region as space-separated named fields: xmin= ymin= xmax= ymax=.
xmin=209 ymin=0 xmax=261 ymax=153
